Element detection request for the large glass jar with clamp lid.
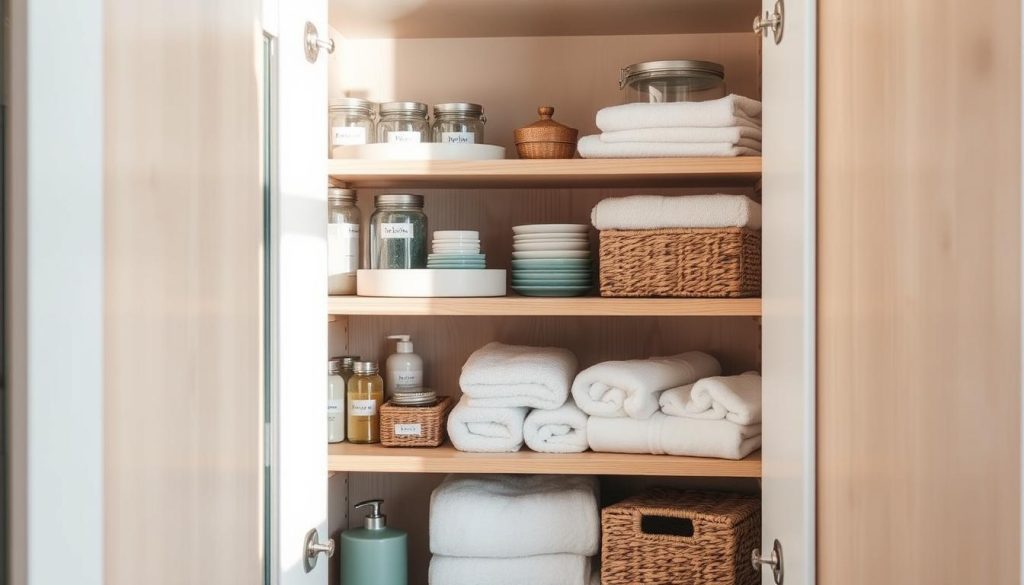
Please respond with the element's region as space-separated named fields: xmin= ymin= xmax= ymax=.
xmin=328 ymin=97 xmax=376 ymax=156
xmin=377 ymin=102 xmax=430 ymax=144
xmin=619 ymin=60 xmax=726 ymax=103
xmin=431 ymin=102 xmax=486 ymax=144
xmin=369 ymin=194 xmax=428 ymax=269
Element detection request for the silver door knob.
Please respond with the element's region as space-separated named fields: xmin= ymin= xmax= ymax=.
xmin=304 ymin=21 xmax=335 ymax=64
xmin=752 ymin=0 xmax=785 ymax=44
xmin=752 ymin=538 xmax=784 ymax=584
xmin=303 ymin=528 xmax=335 ymax=573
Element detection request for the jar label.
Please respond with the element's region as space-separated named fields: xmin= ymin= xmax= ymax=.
xmin=350 ymin=399 xmax=377 ymax=416
xmin=387 ymin=131 xmax=422 ymax=144
xmin=332 ymin=126 xmax=367 ymax=146
xmin=327 ymin=399 xmax=343 ymax=416
xmin=328 ymin=223 xmax=360 ymax=274
xmin=440 ymin=131 xmax=476 ymax=144
xmin=381 ymin=223 xmax=415 ymax=239
xmin=395 ymin=371 xmax=423 ymax=390
xmin=394 ymin=423 xmax=423 ymax=437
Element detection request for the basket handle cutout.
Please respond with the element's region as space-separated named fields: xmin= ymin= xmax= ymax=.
xmin=640 ymin=515 xmax=695 ymax=538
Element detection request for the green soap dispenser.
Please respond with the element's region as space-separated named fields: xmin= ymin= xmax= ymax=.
xmin=341 ymin=499 xmax=408 ymax=585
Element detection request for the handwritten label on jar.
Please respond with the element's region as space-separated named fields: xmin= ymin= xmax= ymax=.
xmin=328 ymin=399 xmax=344 ymax=415
xmin=387 ymin=131 xmax=422 ymax=144
xmin=328 ymin=223 xmax=360 ymax=273
xmin=395 ymin=371 xmax=422 ymax=390
xmin=440 ymin=132 xmax=476 ymax=144
xmin=332 ymin=126 xmax=367 ymax=146
xmin=350 ymin=399 xmax=377 ymax=416
xmin=381 ymin=223 xmax=415 ymax=239
xmin=394 ymin=423 xmax=423 ymax=437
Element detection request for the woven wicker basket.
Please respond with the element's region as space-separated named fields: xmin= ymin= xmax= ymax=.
xmin=601 ymin=489 xmax=761 ymax=585
xmin=599 ymin=227 xmax=760 ymax=297
xmin=379 ymin=396 xmax=453 ymax=447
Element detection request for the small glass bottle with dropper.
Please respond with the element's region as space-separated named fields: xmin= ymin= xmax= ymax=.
xmin=347 ymin=360 xmax=384 ymax=444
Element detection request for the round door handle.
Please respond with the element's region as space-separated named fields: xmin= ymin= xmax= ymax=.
xmin=304 ymin=21 xmax=335 ymax=64
xmin=751 ymin=538 xmax=785 ymax=584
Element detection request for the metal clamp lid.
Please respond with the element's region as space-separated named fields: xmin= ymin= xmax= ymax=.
xmin=618 ymin=59 xmax=725 ymax=89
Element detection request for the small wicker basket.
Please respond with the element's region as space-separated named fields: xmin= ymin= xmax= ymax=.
xmin=599 ymin=227 xmax=760 ymax=297
xmin=601 ymin=489 xmax=761 ymax=585
xmin=514 ymin=106 xmax=579 ymax=159
xmin=380 ymin=396 xmax=453 ymax=447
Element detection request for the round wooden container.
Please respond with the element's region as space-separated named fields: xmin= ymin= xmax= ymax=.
xmin=514 ymin=106 xmax=579 ymax=159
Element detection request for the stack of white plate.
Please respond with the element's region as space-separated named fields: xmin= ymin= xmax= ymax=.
xmin=427 ymin=230 xmax=486 ymax=269
xmin=511 ymin=224 xmax=593 ymax=297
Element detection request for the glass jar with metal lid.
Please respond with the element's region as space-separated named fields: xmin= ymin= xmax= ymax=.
xmin=377 ymin=101 xmax=429 ymax=144
xmin=329 ymin=97 xmax=376 ymax=156
xmin=619 ymin=60 xmax=726 ymax=103
xmin=369 ymin=194 xmax=427 ymax=269
xmin=431 ymin=102 xmax=486 ymax=145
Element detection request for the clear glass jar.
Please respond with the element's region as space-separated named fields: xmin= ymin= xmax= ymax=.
xmin=327 ymin=358 xmax=346 ymax=443
xmin=327 ymin=188 xmax=361 ymax=295
xmin=329 ymin=97 xmax=375 ymax=157
xmin=369 ymin=194 xmax=427 ymax=269
xmin=377 ymin=102 xmax=429 ymax=144
xmin=619 ymin=60 xmax=726 ymax=103
xmin=431 ymin=102 xmax=486 ymax=144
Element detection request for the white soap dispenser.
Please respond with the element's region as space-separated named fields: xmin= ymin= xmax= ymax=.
xmin=385 ymin=335 xmax=423 ymax=398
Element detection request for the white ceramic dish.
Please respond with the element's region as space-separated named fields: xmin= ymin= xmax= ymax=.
xmin=434 ymin=230 xmax=479 ymax=239
xmin=512 ymin=250 xmax=592 ymax=259
xmin=429 ymin=253 xmax=485 ymax=259
xmin=513 ymin=241 xmax=590 ymax=251
xmin=512 ymin=224 xmax=589 ymax=235
xmin=432 ymin=245 xmax=481 ymax=252
xmin=357 ymin=269 xmax=506 ymax=297
xmin=512 ymin=233 xmax=589 ymax=241
xmin=332 ymin=143 xmax=506 ymax=161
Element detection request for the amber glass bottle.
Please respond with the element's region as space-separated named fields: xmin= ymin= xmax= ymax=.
xmin=347 ymin=361 xmax=384 ymax=443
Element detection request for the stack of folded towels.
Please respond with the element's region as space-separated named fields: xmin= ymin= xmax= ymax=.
xmin=577 ymin=94 xmax=762 ymax=158
xmin=429 ymin=474 xmax=600 ymax=585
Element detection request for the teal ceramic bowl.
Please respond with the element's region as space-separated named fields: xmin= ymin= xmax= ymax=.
xmin=512 ymin=278 xmax=592 ymax=286
xmin=512 ymin=285 xmax=593 ymax=297
xmin=511 ymin=259 xmax=592 ymax=270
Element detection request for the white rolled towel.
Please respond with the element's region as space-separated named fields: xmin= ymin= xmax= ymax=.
xmin=572 ymin=351 xmax=721 ymax=419
xmin=595 ymin=94 xmax=763 ymax=132
xmin=578 ymin=135 xmax=761 ymax=158
xmin=587 ymin=412 xmax=761 ymax=460
xmin=430 ymin=474 xmax=600 ymax=557
xmin=460 ymin=342 xmax=579 ymax=410
xmin=660 ymin=372 xmax=762 ymax=425
xmin=429 ymin=554 xmax=591 ymax=585
xmin=524 ymin=398 xmax=589 ymax=454
xmin=591 ymin=194 xmax=761 ymax=231
xmin=599 ymin=125 xmax=763 ymax=144
xmin=447 ymin=397 xmax=528 ymax=453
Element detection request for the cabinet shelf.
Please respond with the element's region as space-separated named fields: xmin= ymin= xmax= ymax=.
xmin=327 ymin=295 xmax=761 ymax=317
xmin=327 ymin=157 xmax=762 ymax=188
xmin=328 ymin=442 xmax=761 ymax=477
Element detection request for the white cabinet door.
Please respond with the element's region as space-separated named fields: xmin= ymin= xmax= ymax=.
xmin=760 ymin=0 xmax=816 ymax=582
xmin=265 ymin=0 xmax=329 ymax=584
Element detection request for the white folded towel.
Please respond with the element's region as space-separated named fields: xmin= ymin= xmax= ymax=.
xmin=430 ymin=474 xmax=600 ymax=557
xmin=599 ymin=125 xmax=762 ymax=144
xmin=460 ymin=342 xmax=579 ymax=410
xmin=447 ymin=397 xmax=528 ymax=453
xmin=429 ymin=554 xmax=591 ymax=585
xmin=571 ymin=351 xmax=721 ymax=419
xmin=524 ymin=398 xmax=589 ymax=454
xmin=595 ymin=95 xmax=763 ymax=132
xmin=578 ymin=135 xmax=760 ymax=158
xmin=660 ymin=371 xmax=762 ymax=425
xmin=587 ymin=412 xmax=761 ymax=460
xmin=591 ymin=194 xmax=761 ymax=231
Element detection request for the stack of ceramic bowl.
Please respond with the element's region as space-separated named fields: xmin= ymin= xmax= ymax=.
xmin=511 ymin=224 xmax=593 ymax=297
xmin=427 ymin=230 xmax=486 ymax=269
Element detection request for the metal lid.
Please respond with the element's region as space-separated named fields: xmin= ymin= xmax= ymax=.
xmin=434 ymin=102 xmax=484 ymax=116
xmin=332 ymin=355 xmax=360 ymax=370
xmin=353 ymin=360 xmax=378 ymax=374
xmin=328 ymin=357 xmax=343 ymax=375
xmin=329 ymin=97 xmax=375 ymax=113
xmin=328 ymin=187 xmax=357 ymax=203
xmin=374 ymin=193 xmax=424 ymax=207
xmin=391 ymin=389 xmax=437 ymax=406
xmin=379 ymin=101 xmax=428 ymax=117
xmin=619 ymin=59 xmax=725 ymax=89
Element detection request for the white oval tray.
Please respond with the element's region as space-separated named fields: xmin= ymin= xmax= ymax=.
xmin=332 ymin=143 xmax=506 ymax=161
xmin=357 ymin=269 xmax=507 ymax=297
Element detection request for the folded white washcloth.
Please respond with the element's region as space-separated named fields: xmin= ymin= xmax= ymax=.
xmin=660 ymin=371 xmax=762 ymax=425
xmin=591 ymin=194 xmax=761 ymax=231
xmin=587 ymin=412 xmax=761 ymax=460
xmin=460 ymin=342 xmax=579 ymax=410
xmin=524 ymin=398 xmax=589 ymax=453
xmin=572 ymin=351 xmax=721 ymax=419
xmin=447 ymin=397 xmax=528 ymax=453
xmin=578 ymin=135 xmax=760 ymax=158
xmin=429 ymin=554 xmax=591 ymax=585
xmin=430 ymin=474 xmax=600 ymax=557
xmin=599 ymin=125 xmax=762 ymax=144
xmin=595 ymin=95 xmax=763 ymax=132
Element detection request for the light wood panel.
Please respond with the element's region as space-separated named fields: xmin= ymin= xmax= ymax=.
xmin=328 ymin=295 xmax=761 ymax=316
xmin=817 ymin=0 xmax=1021 ymax=583
xmin=103 ymin=1 xmax=262 ymax=584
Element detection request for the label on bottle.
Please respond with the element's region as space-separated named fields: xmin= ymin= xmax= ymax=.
xmin=440 ymin=131 xmax=476 ymax=144
xmin=332 ymin=126 xmax=368 ymax=146
xmin=350 ymin=399 xmax=377 ymax=416
xmin=394 ymin=423 xmax=423 ymax=437
xmin=394 ymin=370 xmax=423 ymax=391
xmin=327 ymin=223 xmax=359 ymax=273
xmin=327 ymin=399 xmax=344 ymax=415
xmin=387 ymin=131 xmax=422 ymax=144
xmin=380 ymin=223 xmax=415 ymax=239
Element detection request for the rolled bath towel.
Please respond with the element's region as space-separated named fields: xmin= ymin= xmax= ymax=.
xmin=430 ymin=474 xmax=600 ymax=557
xmin=578 ymin=135 xmax=761 ymax=158
xmin=429 ymin=554 xmax=591 ymax=585
xmin=460 ymin=342 xmax=579 ymax=410
xmin=595 ymin=94 xmax=762 ymax=132
xmin=599 ymin=125 xmax=763 ymax=144
xmin=591 ymin=194 xmax=761 ymax=231
xmin=524 ymin=398 xmax=589 ymax=454
xmin=587 ymin=412 xmax=761 ymax=460
xmin=447 ymin=397 xmax=528 ymax=453
xmin=572 ymin=351 xmax=721 ymax=419
xmin=660 ymin=371 xmax=762 ymax=425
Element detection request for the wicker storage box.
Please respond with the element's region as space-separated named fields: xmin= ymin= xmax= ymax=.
xmin=601 ymin=489 xmax=761 ymax=585
xmin=599 ymin=227 xmax=760 ymax=298
xmin=380 ymin=396 xmax=453 ymax=447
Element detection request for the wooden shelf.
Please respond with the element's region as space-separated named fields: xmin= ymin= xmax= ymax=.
xmin=328 ymin=295 xmax=761 ymax=317
xmin=328 ymin=442 xmax=761 ymax=477
xmin=327 ymin=157 xmax=762 ymax=188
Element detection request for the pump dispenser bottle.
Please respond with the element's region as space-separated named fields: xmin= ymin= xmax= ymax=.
xmin=385 ymin=334 xmax=423 ymax=399
xmin=340 ymin=499 xmax=408 ymax=585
